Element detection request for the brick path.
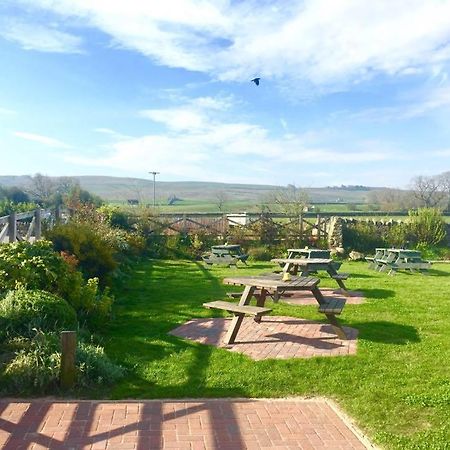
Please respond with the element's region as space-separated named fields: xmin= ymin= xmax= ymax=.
xmin=280 ymin=289 xmax=365 ymax=306
xmin=0 ymin=398 xmax=372 ymax=449
xmin=170 ymin=316 xmax=358 ymax=360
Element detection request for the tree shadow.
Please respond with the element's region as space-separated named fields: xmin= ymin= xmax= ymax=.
xmin=350 ymin=321 xmax=420 ymax=345
xmin=361 ymin=288 xmax=396 ymax=300
xmin=427 ymin=268 xmax=450 ymax=277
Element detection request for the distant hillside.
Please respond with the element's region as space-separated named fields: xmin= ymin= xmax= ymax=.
xmin=0 ymin=175 xmax=381 ymax=204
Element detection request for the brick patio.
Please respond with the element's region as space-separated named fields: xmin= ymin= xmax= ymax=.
xmin=280 ymin=289 xmax=365 ymax=306
xmin=170 ymin=316 xmax=358 ymax=360
xmin=0 ymin=398 xmax=372 ymax=449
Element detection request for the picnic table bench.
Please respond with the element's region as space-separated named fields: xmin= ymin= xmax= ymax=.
xmin=271 ymin=257 xmax=350 ymax=292
xmin=204 ymin=275 xmax=348 ymax=344
xmin=202 ymin=244 xmax=249 ymax=267
xmin=366 ymin=248 xmax=431 ymax=275
xmin=287 ymin=248 xmax=342 ymax=271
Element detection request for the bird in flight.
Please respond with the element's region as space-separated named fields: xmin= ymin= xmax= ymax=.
xmin=251 ymin=77 xmax=260 ymax=86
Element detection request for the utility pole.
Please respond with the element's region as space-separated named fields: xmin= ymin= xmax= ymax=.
xmin=149 ymin=171 xmax=159 ymax=207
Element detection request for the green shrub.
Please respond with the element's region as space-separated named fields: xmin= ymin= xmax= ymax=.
xmin=47 ymin=222 xmax=118 ymax=281
xmin=247 ymin=246 xmax=273 ymax=261
xmin=406 ymin=208 xmax=447 ymax=246
xmin=0 ymin=241 xmax=113 ymax=325
xmin=76 ymin=342 xmax=125 ymax=387
xmin=0 ymin=289 xmax=77 ymax=341
xmin=342 ymin=221 xmax=386 ymax=253
xmin=2 ymin=335 xmax=60 ymax=394
xmin=0 ymin=332 xmax=125 ymax=395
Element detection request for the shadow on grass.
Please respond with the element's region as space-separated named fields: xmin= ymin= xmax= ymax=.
xmin=351 ymin=321 xmax=420 ymax=344
xmin=427 ymin=268 xmax=450 ymax=277
xmin=361 ymin=288 xmax=396 ymax=300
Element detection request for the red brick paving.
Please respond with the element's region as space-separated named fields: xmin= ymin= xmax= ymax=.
xmin=170 ymin=316 xmax=358 ymax=360
xmin=280 ymin=289 xmax=365 ymax=306
xmin=0 ymin=399 xmax=372 ymax=449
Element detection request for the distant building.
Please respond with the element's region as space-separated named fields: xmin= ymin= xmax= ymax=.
xmin=127 ymin=199 xmax=139 ymax=205
xmin=227 ymin=213 xmax=249 ymax=226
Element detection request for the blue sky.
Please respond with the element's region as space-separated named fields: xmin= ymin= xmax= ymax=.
xmin=1 ymin=0 xmax=450 ymax=187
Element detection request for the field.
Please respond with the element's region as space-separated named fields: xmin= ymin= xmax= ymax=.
xmin=99 ymin=259 xmax=450 ymax=449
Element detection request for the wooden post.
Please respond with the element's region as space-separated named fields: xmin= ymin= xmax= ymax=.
xmin=317 ymin=214 xmax=321 ymax=240
xmin=299 ymin=213 xmax=304 ymax=243
xmin=34 ymin=209 xmax=42 ymax=241
xmin=8 ymin=212 xmax=16 ymax=243
xmin=60 ymin=331 xmax=77 ymax=389
xmin=55 ymin=206 xmax=62 ymax=224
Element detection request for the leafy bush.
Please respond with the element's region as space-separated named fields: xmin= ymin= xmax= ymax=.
xmin=0 ymin=289 xmax=77 ymax=341
xmin=76 ymin=342 xmax=125 ymax=387
xmin=342 ymin=221 xmax=386 ymax=253
xmin=0 ymin=200 xmax=37 ymax=216
xmin=47 ymin=222 xmax=118 ymax=281
xmin=247 ymin=246 xmax=273 ymax=261
xmin=406 ymin=208 xmax=447 ymax=246
xmin=0 ymin=332 xmax=124 ymax=395
xmin=0 ymin=241 xmax=113 ymax=325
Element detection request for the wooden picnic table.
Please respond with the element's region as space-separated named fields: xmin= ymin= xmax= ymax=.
xmin=287 ymin=248 xmax=331 ymax=259
xmin=366 ymin=248 xmax=431 ymax=274
xmin=202 ymin=244 xmax=248 ymax=267
xmin=271 ymin=258 xmax=349 ymax=291
xmin=203 ymin=275 xmax=347 ymax=344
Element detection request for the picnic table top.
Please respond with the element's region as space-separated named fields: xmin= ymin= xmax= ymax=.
xmin=223 ymin=275 xmax=319 ymax=290
xmin=212 ymin=244 xmax=242 ymax=250
xmin=287 ymin=248 xmax=330 ymax=254
xmin=271 ymin=258 xmax=332 ymax=265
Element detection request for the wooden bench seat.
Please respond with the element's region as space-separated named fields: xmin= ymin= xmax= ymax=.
xmin=318 ymin=298 xmax=346 ymax=314
xmin=204 ymin=300 xmax=272 ymax=344
xmin=203 ymin=301 xmax=272 ymax=317
xmin=317 ymin=298 xmax=347 ymax=340
xmin=330 ymin=273 xmax=349 ymax=281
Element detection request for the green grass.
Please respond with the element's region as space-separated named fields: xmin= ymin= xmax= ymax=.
xmin=101 ymin=260 xmax=450 ymax=449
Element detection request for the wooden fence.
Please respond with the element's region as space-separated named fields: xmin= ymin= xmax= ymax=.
xmin=0 ymin=208 xmax=61 ymax=244
xmin=143 ymin=212 xmax=332 ymax=242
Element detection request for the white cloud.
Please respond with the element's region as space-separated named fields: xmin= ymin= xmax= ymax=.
xmin=14 ymin=131 xmax=72 ymax=148
xmin=0 ymin=18 xmax=83 ymax=53
xmin=65 ymin=96 xmax=401 ymax=182
xmin=0 ymin=107 xmax=16 ymax=116
xmin=13 ymin=0 xmax=450 ymax=90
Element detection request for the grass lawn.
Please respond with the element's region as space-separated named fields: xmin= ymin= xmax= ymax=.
xmin=101 ymin=259 xmax=450 ymax=449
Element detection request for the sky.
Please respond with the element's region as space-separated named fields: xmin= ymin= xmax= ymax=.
xmin=1 ymin=0 xmax=450 ymax=188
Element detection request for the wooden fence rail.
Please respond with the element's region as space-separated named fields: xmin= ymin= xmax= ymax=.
xmin=0 ymin=208 xmax=61 ymax=244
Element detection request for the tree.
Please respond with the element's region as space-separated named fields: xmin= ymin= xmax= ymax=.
xmin=272 ymin=185 xmax=309 ymax=216
xmin=411 ymin=175 xmax=446 ymax=208
xmin=215 ymin=191 xmax=229 ymax=212
xmin=26 ymin=173 xmax=55 ymax=206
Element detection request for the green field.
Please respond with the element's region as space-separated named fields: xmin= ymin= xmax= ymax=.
xmin=100 ymin=259 xmax=450 ymax=449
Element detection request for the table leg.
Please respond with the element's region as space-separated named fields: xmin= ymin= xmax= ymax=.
xmin=311 ymin=285 xmax=327 ymax=306
xmin=254 ymin=288 xmax=268 ymax=323
xmin=224 ymin=285 xmax=256 ymax=345
xmin=327 ymin=266 xmax=348 ymax=291
xmin=224 ymin=314 xmax=245 ymax=344
xmin=324 ymin=314 xmax=347 ymax=340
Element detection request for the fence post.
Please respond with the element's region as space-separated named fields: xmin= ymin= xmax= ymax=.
xmin=34 ymin=209 xmax=42 ymax=241
xmin=317 ymin=214 xmax=321 ymax=240
xmin=8 ymin=212 xmax=17 ymax=243
xmin=60 ymin=331 xmax=77 ymax=389
xmin=55 ymin=206 xmax=62 ymax=224
xmin=299 ymin=213 xmax=304 ymax=242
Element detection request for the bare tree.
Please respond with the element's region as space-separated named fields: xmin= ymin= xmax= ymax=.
xmin=411 ymin=175 xmax=446 ymax=208
xmin=26 ymin=173 xmax=55 ymax=205
xmin=437 ymin=171 xmax=450 ymax=211
xmin=272 ymin=184 xmax=309 ymax=217
xmin=215 ymin=190 xmax=229 ymax=212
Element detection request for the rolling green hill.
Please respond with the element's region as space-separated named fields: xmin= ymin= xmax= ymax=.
xmin=0 ymin=175 xmax=380 ymax=211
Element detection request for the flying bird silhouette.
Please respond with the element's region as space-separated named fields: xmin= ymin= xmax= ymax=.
xmin=251 ymin=77 xmax=260 ymax=86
